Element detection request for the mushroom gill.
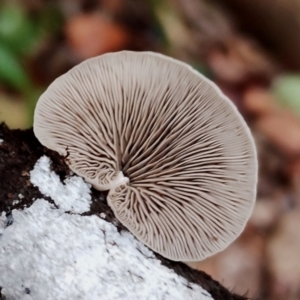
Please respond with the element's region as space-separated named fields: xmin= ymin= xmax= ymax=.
xmin=33 ymin=51 xmax=258 ymax=261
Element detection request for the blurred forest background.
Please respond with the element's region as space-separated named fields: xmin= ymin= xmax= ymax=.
xmin=1 ymin=0 xmax=300 ymax=299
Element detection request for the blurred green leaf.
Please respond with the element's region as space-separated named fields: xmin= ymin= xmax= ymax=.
xmin=272 ymin=74 xmax=300 ymax=116
xmin=0 ymin=4 xmax=24 ymax=39
xmin=0 ymin=4 xmax=39 ymax=55
xmin=0 ymin=42 xmax=43 ymax=127
xmin=0 ymin=44 xmax=30 ymax=90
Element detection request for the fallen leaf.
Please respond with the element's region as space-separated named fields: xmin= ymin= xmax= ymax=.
xmin=243 ymin=87 xmax=278 ymax=115
xmin=255 ymin=111 xmax=300 ymax=157
xmin=65 ymin=13 xmax=129 ymax=59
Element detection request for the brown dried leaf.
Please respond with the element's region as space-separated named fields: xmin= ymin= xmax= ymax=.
xmin=65 ymin=13 xmax=130 ymax=59
xmin=255 ymin=111 xmax=300 ymax=157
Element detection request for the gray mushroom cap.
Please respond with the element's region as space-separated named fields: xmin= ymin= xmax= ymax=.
xmin=33 ymin=51 xmax=258 ymax=261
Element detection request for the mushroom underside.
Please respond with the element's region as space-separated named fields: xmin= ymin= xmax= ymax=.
xmin=33 ymin=51 xmax=257 ymax=261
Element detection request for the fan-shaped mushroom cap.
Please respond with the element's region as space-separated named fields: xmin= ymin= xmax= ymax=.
xmin=34 ymin=51 xmax=257 ymax=261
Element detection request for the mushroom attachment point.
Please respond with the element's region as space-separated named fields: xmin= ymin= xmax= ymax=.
xmin=34 ymin=51 xmax=258 ymax=261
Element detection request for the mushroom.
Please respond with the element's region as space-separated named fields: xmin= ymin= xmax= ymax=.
xmin=33 ymin=51 xmax=258 ymax=261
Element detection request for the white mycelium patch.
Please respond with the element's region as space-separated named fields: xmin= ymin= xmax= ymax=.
xmin=30 ymin=156 xmax=92 ymax=213
xmin=0 ymin=157 xmax=214 ymax=300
